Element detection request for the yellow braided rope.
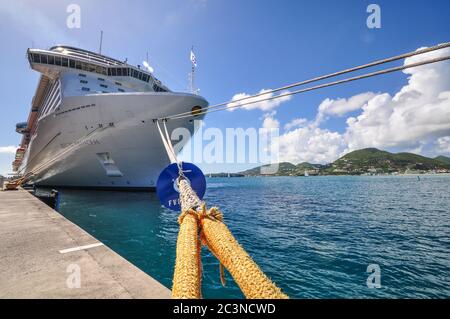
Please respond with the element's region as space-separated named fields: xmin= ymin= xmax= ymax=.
xmin=172 ymin=211 xmax=202 ymax=298
xmin=199 ymin=206 xmax=288 ymax=299
xmin=172 ymin=175 xmax=288 ymax=299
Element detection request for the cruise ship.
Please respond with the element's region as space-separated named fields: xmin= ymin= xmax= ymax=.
xmin=13 ymin=46 xmax=208 ymax=190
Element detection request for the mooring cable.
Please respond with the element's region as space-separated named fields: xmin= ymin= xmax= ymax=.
xmin=167 ymin=54 xmax=450 ymax=120
xmin=160 ymin=42 xmax=450 ymax=121
xmin=16 ymin=44 xmax=450 ymax=183
xmin=22 ymin=126 xmax=105 ymax=180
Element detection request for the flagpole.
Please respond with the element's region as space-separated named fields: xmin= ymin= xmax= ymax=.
xmin=190 ymin=46 xmax=195 ymax=94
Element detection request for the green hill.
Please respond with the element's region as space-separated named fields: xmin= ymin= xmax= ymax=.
xmin=325 ymin=148 xmax=450 ymax=174
xmin=435 ymin=155 xmax=450 ymax=165
xmin=239 ymin=148 xmax=450 ymax=176
xmin=297 ymin=162 xmax=321 ymax=170
xmin=240 ymin=162 xmax=298 ymax=176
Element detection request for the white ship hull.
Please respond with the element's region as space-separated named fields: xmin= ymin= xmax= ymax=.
xmin=20 ymin=92 xmax=207 ymax=190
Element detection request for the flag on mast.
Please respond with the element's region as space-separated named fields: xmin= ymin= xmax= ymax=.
xmin=190 ymin=47 xmax=197 ymax=67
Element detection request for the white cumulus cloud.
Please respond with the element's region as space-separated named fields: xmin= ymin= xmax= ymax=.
xmin=227 ymin=89 xmax=292 ymax=112
xmin=262 ymin=114 xmax=280 ymax=129
xmin=268 ymin=46 xmax=450 ymax=164
xmin=316 ymin=92 xmax=375 ymax=124
xmin=284 ymin=118 xmax=308 ymax=131
xmin=343 ymin=47 xmax=450 ymax=153
xmin=435 ymin=136 xmax=450 ymax=154
xmin=0 ymin=146 xmax=17 ymax=154
xmin=274 ymin=125 xmax=346 ymax=164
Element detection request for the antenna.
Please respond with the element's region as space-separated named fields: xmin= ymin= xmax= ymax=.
xmin=99 ymin=30 xmax=103 ymax=54
xmin=190 ymin=46 xmax=195 ymax=94
xmin=142 ymin=51 xmax=154 ymax=73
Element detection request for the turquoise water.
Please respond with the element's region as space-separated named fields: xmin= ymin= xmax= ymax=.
xmin=56 ymin=175 xmax=450 ymax=298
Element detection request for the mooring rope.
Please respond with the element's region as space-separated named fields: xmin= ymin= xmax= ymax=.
xmin=198 ymin=205 xmax=288 ymax=299
xmin=26 ymin=126 xmax=105 ymax=176
xmin=156 ymin=119 xmax=203 ymax=298
xmin=157 ymin=47 xmax=450 ymax=298
xmin=172 ymin=210 xmax=202 ymax=299
xmin=158 ymin=42 xmax=450 ymax=121
xmin=155 ymin=119 xmax=288 ymax=299
xmin=10 ymin=126 xmax=107 ymax=187
xmin=156 ymin=120 xmax=177 ymax=164
xmin=167 ymin=54 xmax=450 ymax=120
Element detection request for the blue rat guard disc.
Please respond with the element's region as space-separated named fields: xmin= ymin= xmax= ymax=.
xmin=156 ymin=162 xmax=206 ymax=211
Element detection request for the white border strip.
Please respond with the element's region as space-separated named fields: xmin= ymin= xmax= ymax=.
xmin=59 ymin=242 xmax=104 ymax=254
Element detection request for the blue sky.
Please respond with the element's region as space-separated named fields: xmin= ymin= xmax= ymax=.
xmin=0 ymin=0 xmax=449 ymax=175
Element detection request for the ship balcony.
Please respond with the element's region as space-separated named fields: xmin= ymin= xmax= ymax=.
xmin=16 ymin=122 xmax=29 ymax=134
xmin=15 ymin=148 xmax=25 ymax=159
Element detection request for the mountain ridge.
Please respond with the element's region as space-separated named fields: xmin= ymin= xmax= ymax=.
xmin=435 ymin=155 xmax=450 ymax=165
xmin=237 ymin=148 xmax=450 ymax=176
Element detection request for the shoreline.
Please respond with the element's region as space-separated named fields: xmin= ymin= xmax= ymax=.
xmin=206 ymin=173 xmax=450 ymax=178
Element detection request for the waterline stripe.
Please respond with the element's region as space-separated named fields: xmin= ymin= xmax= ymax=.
xmin=59 ymin=242 xmax=104 ymax=254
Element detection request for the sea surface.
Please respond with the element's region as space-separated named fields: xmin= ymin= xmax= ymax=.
xmin=55 ymin=175 xmax=450 ymax=298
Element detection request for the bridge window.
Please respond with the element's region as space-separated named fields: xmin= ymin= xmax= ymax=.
xmin=118 ymin=88 xmax=125 ymax=92
xmin=100 ymin=84 xmax=108 ymax=88
xmin=81 ymin=87 xmax=90 ymax=91
xmin=80 ymin=80 xmax=88 ymax=84
xmin=78 ymin=73 xmax=86 ymax=77
xmin=29 ymin=51 xmax=158 ymax=84
xmin=153 ymin=84 xmax=167 ymax=92
xmin=95 ymin=66 xmax=104 ymax=75
xmin=86 ymin=64 xmax=96 ymax=73
xmin=32 ymin=54 xmax=40 ymax=63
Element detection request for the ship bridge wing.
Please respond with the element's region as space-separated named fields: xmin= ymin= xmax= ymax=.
xmin=27 ymin=48 xmax=170 ymax=92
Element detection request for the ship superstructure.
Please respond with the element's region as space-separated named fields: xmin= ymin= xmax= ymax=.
xmin=14 ymin=46 xmax=207 ymax=189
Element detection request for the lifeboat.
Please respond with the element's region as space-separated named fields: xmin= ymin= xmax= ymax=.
xmin=15 ymin=122 xmax=29 ymax=134
xmin=15 ymin=147 xmax=25 ymax=159
xmin=12 ymin=159 xmax=21 ymax=172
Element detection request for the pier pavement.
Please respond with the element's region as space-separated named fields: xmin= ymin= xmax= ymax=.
xmin=0 ymin=188 xmax=171 ymax=298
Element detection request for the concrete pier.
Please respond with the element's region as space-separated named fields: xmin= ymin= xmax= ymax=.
xmin=0 ymin=188 xmax=171 ymax=298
